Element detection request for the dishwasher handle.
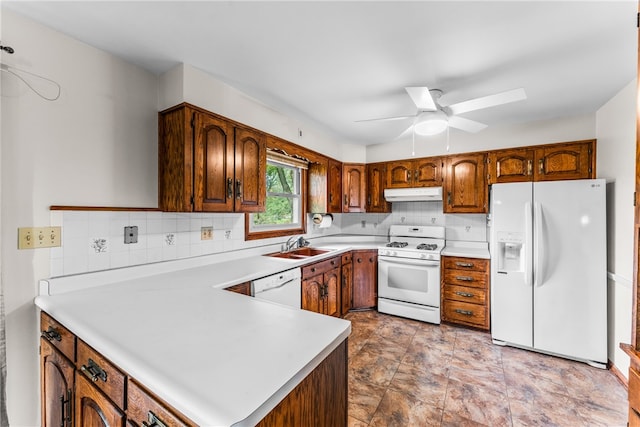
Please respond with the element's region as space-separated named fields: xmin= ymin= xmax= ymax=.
xmin=254 ymin=277 xmax=297 ymax=295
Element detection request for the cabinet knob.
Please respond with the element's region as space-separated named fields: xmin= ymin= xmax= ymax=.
xmin=311 ymin=267 xmax=316 ymax=273
xmin=356 ymin=258 xmax=362 ymax=263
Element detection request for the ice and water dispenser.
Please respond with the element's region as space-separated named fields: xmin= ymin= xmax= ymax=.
xmin=496 ymin=231 xmax=524 ymax=272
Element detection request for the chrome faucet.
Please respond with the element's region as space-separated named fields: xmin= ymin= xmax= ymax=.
xmin=285 ymin=236 xmax=298 ymax=252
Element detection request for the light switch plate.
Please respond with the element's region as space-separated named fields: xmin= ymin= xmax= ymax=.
xmin=18 ymin=226 xmax=61 ymax=249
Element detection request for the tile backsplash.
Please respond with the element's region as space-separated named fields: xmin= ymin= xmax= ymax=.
xmin=50 ymin=201 xmax=486 ymax=277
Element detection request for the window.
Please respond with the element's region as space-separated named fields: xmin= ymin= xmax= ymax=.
xmin=246 ymin=154 xmax=307 ymax=240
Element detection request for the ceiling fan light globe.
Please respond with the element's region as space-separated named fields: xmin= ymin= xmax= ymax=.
xmin=414 ymin=111 xmax=448 ymax=136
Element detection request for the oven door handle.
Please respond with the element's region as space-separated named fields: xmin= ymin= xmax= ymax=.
xmin=378 ymin=256 xmax=440 ymax=267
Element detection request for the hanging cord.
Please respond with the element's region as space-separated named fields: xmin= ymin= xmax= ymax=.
xmin=0 ymin=43 xmax=61 ymax=101
xmin=445 ymin=124 xmax=450 ymax=152
xmin=1 ymin=63 xmax=61 ymax=101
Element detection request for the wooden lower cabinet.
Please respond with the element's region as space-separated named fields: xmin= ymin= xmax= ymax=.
xmin=41 ymin=338 xmax=74 ymax=427
xmin=441 ymin=256 xmax=490 ymax=330
xmin=629 ymin=365 xmax=640 ymax=426
xmin=75 ymin=372 xmax=125 ymax=427
xmin=341 ymin=252 xmax=353 ymax=316
xmin=351 ymin=250 xmax=377 ymax=310
xmin=225 ymin=281 xmax=252 ymax=295
xmin=128 ymin=379 xmax=195 ymax=427
xmin=302 ymin=256 xmax=341 ymax=317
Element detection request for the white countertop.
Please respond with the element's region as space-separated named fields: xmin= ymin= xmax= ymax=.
xmin=35 ymin=235 xmax=385 ymax=426
xmin=442 ymin=240 xmax=490 ymax=259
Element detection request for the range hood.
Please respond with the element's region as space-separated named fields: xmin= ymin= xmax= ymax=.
xmin=384 ymin=187 xmax=443 ymax=202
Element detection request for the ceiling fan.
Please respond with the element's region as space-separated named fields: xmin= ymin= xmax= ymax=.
xmin=357 ymin=87 xmax=527 ymax=136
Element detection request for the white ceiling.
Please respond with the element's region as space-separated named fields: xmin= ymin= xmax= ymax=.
xmin=3 ymin=1 xmax=637 ymax=145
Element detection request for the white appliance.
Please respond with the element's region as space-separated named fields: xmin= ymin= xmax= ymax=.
xmin=384 ymin=187 xmax=443 ymax=202
xmin=378 ymin=225 xmax=445 ymax=324
xmin=490 ymin=179 xmax=607 ymax=368
xmin=252 ymin=268 xmax=302 ymax=308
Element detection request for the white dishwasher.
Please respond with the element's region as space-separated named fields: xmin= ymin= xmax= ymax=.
xmin=252 ymin=268 xmax=302 ymax=308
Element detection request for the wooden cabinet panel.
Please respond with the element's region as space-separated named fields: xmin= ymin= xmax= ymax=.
xmin=366 ymin=162 xmax=391 ymax=213
xmin=41 ymin=311 xmax=76 ymax=362
xmin=41 ymin=338 xmax=74 ymax=427
xmin=302 ymin=256 xmax=342 ymax=316
xmin=342 ymin=163 xmax=366 ymax=212
xmin=302 ymin=274 xmax=325 ymax=314
xmin=352 ymin=250 xmax=377 ymax=310
xmin=308 ymin=159 xmax=342 ymax=213
xmin=225 ymin=281 xmax=252 ymax=295
xmin=128 ymin=378 xmax=195 ymax=427
xmin=324 ymin=268 xmax=341 ymax=317
xmin=386 ymin=158 xmax=442 ymax=188
xmin=234 ymin=127 xmax=267 ymax=212
xmin=75 ymin=372 xmax=125 ymax=427
xmin=159 ymin=103 xmax=266 ymax=213
xmin=341 ymin=260 xmax=353 ymax=316
xmin=630 ymin=367 xmax=640 ymax=423
xmin=534 ymin=140 xmax=595 ymax=181
xmin=77 ymin=339 xmax=126 ymax=409
xmin=328 ymin=160 xmax=343 ymax=213
xmin=488 ymin=148 xmax=534 ymax=184
xmin=443 ymin=152 xmax=488 ymax=213
xmin=441 ymin=256 xmax=490 ymax=330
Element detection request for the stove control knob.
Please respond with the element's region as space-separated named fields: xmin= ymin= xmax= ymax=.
xmin=420 ymin=253 xmax=426 ymax=259
xmin=391 ymin=251 xmax=397 ymax=257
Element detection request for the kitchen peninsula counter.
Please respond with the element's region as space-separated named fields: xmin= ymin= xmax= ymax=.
xmin=34 ymin=236 xmax=387 ymax=426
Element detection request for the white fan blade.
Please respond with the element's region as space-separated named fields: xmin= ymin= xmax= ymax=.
xmin=448 ymin=116 xmax=488 ymax=133
xmin=405 ymin=87 xmax=437 ymax=111
xmin=395 ymin=122 xmax=416 ymax=140
xmin=448 ymin=88 xmax=526 ymax=115
xmin=355 ymin=115 xmax=414 ymax=123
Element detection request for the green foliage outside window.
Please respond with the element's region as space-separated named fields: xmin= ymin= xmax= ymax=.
xmin=253 ymin=162 xmax=300 ymax=226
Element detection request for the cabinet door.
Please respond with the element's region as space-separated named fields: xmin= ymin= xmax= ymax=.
xmin=352 ymin=251 xmax=377 ymax=310
xmin=488 ymin=148 xmax=534 ymax=184
xmin=128 ymin=378 xmax=194 ymax=427
xmin=534 ymin=140 xmax=594 ymax=181
xmin=386 ymin=161 xmax=414 ymax=188
xmin=75 ymin=373 xmax=124 ymax=427
xmin=41 ymin=339 xmax=74 ymax=427
xmin=234 ymin=127 xmax=266 ymax=212
xmin=341 ymin=262 xmax=352 ymax=316
xmin=342 ymin=164 xmax=366 ymax=213
xmin=366 ymin=163 xmax=391 ymax=213
xmin=324 ymin=268 xmax=341 ymax=317
xmin=443 ymin=153 xmax=488 ymax=213
xmin=327 ymin=159 xmax=343 ymax=213
xmin=302 ymin=275 xmax=324 ymax=314
xmin=414 ymin=157 xmax=442 ymax=187
xmin=193 ymin=112 xmax=235 ymax=212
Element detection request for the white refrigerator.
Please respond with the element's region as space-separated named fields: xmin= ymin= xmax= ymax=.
xmin=490 ymin=179 xmax=607 ymax=367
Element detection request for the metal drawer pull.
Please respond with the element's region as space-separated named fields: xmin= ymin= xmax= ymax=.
xmin=42 ymin=326 xmax=62 ymax=342
xmin=455 ymin=291 xmax=474 ymax=298
xmin=81 ymin=358 xmax=108 ymax=383
xmin=60 ymin=389 xmax=71 ymax=427
xmin=455 ymin=262 xmax=474 ymax=268
xmin=143 ymin=411 xmax=168 ymax=427
xmin=455 ymin=276 xmax=474 ymax=282
xmin=226 ymin=178 xmax=233 ymax=199
xmin=454 ymin=309 xmax=474 ymax=316
xmin=236 ymin=179 xmax=242 ymax=200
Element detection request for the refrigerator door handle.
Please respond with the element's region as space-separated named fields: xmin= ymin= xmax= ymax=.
xmin=533 ymin=202 xmax=546 ymax=287
xmin=524 ymin=201 xmax=533 ymax=287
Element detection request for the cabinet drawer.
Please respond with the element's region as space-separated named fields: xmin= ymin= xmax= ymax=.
xmin=443 ymin=269 xmax=487 ymax=289
xmin=443 ymin=257 xmax=488 ymax=273
xmin=442 ymin=300 xmax=487 ymax=328
xmin=128 ymin=379 xmax=194 ymax=427
xmin=40 ymin=312 xmax=76 ymax=362
xmin=77 ymin=339 xmax=126 ymax=409
xmin=443 ymin=284 xmax=486 ymax=305
xmin=302 ymin=256 xmax=341 ymax=278
xmin=341 ymin=252 xmax=352 ymax=264
xmin=630 ymin=367 xmax=640 ymax=419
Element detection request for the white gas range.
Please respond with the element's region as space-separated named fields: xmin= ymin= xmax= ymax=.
xmin=377 ymin=225 xmax=445 ymax=324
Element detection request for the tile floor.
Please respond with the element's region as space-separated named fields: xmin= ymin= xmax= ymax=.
xmin=345 ymin=310 xmax=628 ymax=427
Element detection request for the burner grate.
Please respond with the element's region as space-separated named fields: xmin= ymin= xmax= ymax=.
xmin=386 ymin=241 xmax=408 ymax=248
xmin=416 ymin=243 xmax=438 ymax=251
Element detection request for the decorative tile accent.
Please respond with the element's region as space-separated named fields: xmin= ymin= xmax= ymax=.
xmin=91 ymin=238 xmax=107 ymax=253
xmin=164 ymin=233 xmax=175 ymax=246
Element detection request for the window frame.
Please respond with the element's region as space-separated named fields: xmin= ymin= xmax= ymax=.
xmin=245 ymin=158 xmax=307 ymax=241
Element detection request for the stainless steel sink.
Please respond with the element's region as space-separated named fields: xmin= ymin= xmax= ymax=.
xmin=264 ymin=247 xmax=331 ymax=260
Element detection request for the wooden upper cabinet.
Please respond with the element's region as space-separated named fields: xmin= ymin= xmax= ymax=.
xmin=386 ymin=158 xmax=442 ymax=188
xmin=308 ymin=159 xmax=343 ymax=213
xmin=234 ymin=127 xmax=266 ymax=212
xmin=443 ymin=152 xmax=488 ymax=213
xmin=159 ymin=103 xmax=266 ymax=213
xmin=533 ymin=140 xmax=595 ymax=181
xmin=343 ymin=163 xmax=366 ymax=213
xmin=366 ymin=162 xmax=391 ymax=213
xmin=488 ymin=148 xmax=534 ymax=184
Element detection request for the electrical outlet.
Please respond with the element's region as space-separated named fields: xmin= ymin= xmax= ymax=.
xmin=201 ymin=226 xmax=213 ymax=240
xmin=18 ymin=226 xmax=61 ymax=249
xmin=124 ymin=226 xmax=138 ymax=244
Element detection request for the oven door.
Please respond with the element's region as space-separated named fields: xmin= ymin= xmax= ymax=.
xmin=378 ymin=255 xmax=440 ymax=307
